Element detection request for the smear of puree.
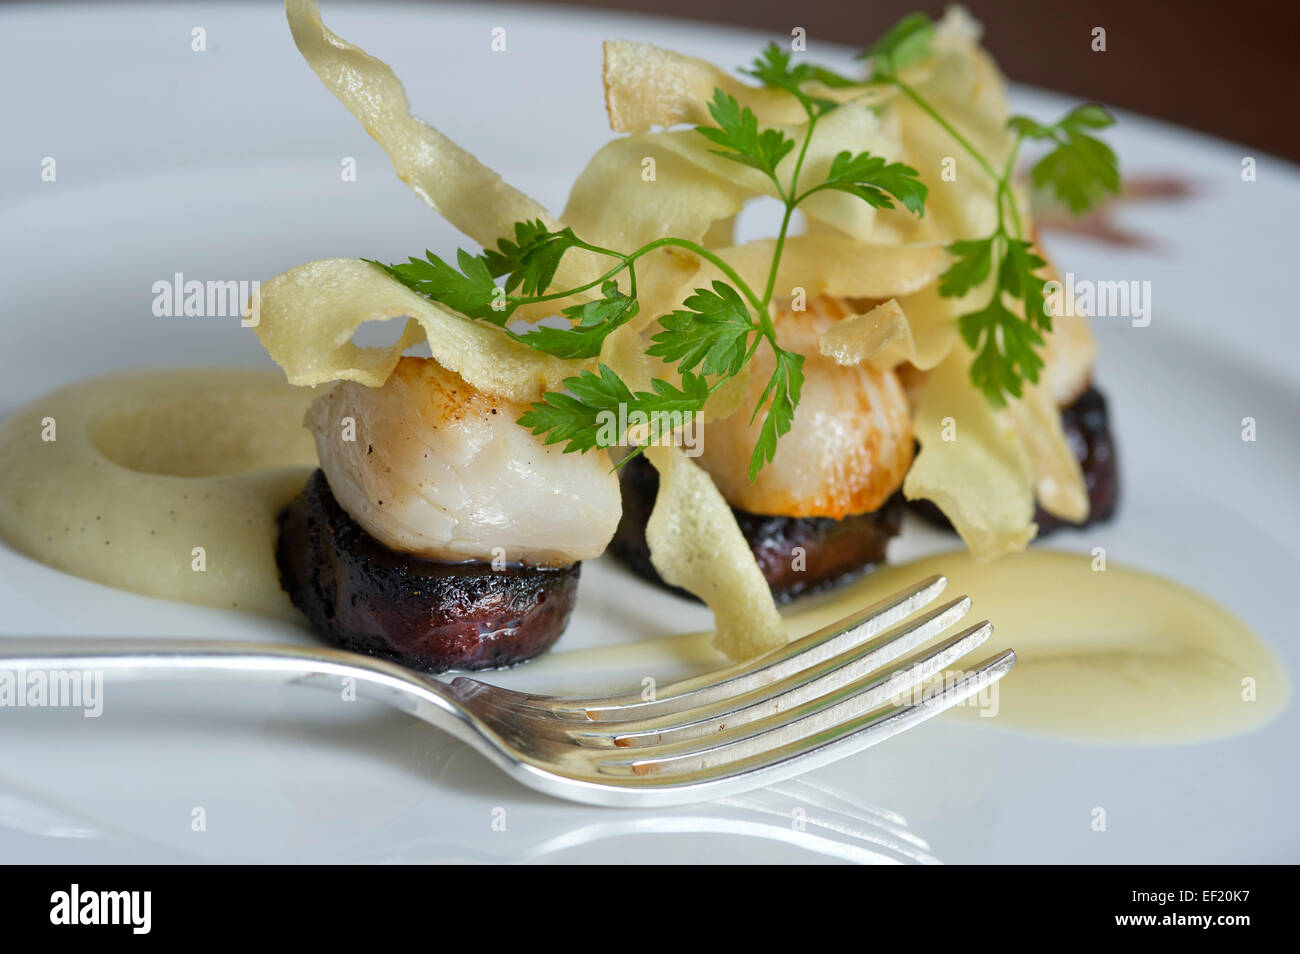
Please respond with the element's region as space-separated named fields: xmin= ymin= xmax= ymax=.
xmin=0 ymin=369 xmax=317 ymax=617
xmin=794 ymin=552 xmax=1288 ymax=743
xmin=520 ymin=551 xmax=1289 ymax=745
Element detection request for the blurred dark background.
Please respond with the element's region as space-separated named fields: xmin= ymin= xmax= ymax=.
xmin=4 ymin=0 xmax=1290 ymax=158
xmin=525 ymin=0 xmax=1300 ymax=160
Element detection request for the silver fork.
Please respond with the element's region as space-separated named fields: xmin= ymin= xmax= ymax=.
xmin=0 ymin=575 xmax=1014 ymax=807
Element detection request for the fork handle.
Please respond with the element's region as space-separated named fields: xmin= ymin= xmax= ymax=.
xmin=0 ymin=637 xmax=472 ymax=733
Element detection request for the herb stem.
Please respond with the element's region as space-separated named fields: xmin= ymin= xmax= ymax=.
xmin=629 ymin=237 xmax=765 ymax=312
xmin=1000 ymin=137 xmax=1025 ymax=239
xmin=759 ymin=103 xmax=819 ymax=341
xmin=510 ymin=260 xmax=627 ymax=307
xmin=890 ymin=78 xmax=1028 ymax=243
xmin=506 ymin=235 xmax=762 ymax=316
xmin=891 ymin=78 xmax=1000 ymax=183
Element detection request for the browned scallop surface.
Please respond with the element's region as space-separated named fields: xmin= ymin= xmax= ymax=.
xmin=694 ymin=296 xmax=914 ymax=520
xmin=306 ymin=355 xmax=620 ymax=566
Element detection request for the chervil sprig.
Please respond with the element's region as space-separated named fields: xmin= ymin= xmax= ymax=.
xmin=368 ymin=248 xmax=505 ymax=323
xmin=854 ymin=12 xmax=1121 ymax=404
xmin=515 ymin=364 xmax=713 ymax=455
xmin=481 ymin=219 xmax=584 ymax=296
xmin=366 ymin=220 xmax=612 ymax=328
xmin=691 ymin=56 xmax=927 ymax=475
xmin=742 ymin=43 xmax=856 ymax=116
xmin=647 ymin=282 xmax=757 ymax=379
xmin=804 ymin=150 xmax=928 ymax=215
xmin=861 ymin=12 xmax=936 ymax=79
xmin=371 ymin=47 xmax=927 ymax=478
xmin=1009 ymin=105 xmax=1120 ymax=215
xmin=748 ymin=349 xmax=805 ymax=480
xmin=695 ymin=88 xmax=796 ymax=185
xmin=521 ymin=281 xmax=640 ymax=360
xmin=942 ymin=236 xmax=1048 ymax=399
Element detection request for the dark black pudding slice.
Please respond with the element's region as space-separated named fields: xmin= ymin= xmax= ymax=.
xmin=911 ymin=383 xmax=1120 ymax=535
xmin=276 ymin=469 xmax=580 ymax=673
xmin=610 ymin=454 xmax=904 ymax=604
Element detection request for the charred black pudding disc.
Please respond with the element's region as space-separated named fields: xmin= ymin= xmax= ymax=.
xmin=609 ymin=454 xmax=904 ymax=603
xmin=276 ymin=469 xmax=580 ymax=672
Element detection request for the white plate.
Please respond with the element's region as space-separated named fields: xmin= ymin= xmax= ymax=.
xmin=1 ymin=2 xmax=1297 ymax=864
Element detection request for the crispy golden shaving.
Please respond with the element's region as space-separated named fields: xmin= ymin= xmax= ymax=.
xmin=564 ymin=100 xmax=899 ymax=255
xmin=818 ymin=299 xmax=910 ymax=366
xmin=1005 ymin=382 xmax=1090 ymax=523
xmin=903 ymin=352 xmax=1037 ymax=560
xmin=603 ymin=40 xmax=810 ymax=131
xmin=288 ymin=0 xmax=552 ymax=248
xmin=644 ymin=446 xmax=786 ymax=659
xmin=711 ymin=236 xmax=944 ymax=301
xmin=255 ymin=258 xmax=579 ymax=403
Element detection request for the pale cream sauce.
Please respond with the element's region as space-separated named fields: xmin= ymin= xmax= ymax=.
xmin=522 ymin=551 xmax=1289 ymax=744
xmin=0 ymin=369 xmax=318 ymax=617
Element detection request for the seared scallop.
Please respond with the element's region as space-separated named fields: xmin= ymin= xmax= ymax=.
xmin=695 ymin=296 xmax=914 ymax=520
xmin=304 ymin=356 xmax=621 ymax=566
xmin=610 ymin=295 xmax=914 ymax=602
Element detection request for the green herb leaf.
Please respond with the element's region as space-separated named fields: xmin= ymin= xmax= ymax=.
xmin=748 ymin=349 xmax=804 ymax=480
xmin=367 ymin=250 xmax=504 ymax=323
xmin=1006 ymin=115 xmax=1051 ymax=141
xmin=999 ymin=239 xmax=1051 ymax=333
xmin=516 ymin=364 xmax=632 ymax=453
xmin=518 ymin=280 xmax=639 ymax=359
xmin=1032 ymin=132 xmax=1120 ymax=215
xmin=942 ymin=235 xmax=1051 ymax=402
xmin=938 ymin=237 xmax=995 ymax=298
xmin=1059 ymin=103 xmax=1117 ymax=130
xmin=742 ymin=42 xmax=858 ymax=115
xmin=481 ymin=219 xmax=582 ymax=296
xmin=746 ymin=42 xmax=859 ymax=91
xmin=696 ymin=88 xmax=796 ymax=185
xmin=647 ymin=280 xmax=757 ymax=378
xmin=743 ymin=43 xmax=807 ymax=99
xmin=816 ymin=150 xmax=929 ymax=215
xmin=1012 ymin=104 xmax=1120 ymax=214
xmin=858 ymin=12 xmax=935 ymax=78
xmin=517 ymin=364 xmax=711 ymax=456
xmin=958 ymin=290 xmax=1045 ymax=405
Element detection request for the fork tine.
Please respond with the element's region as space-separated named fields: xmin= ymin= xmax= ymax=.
xmin=542 ymin=575 xmax=949 ymax=722
xmin=595 ymin=630 xmax=1003 ymax=779
xmin=628 ymin=649 xmax=1016 ymax=792
xmin=592 ymin=650 xmax=1017 ymax=789
xmin=566 ymin=596 xmax=974 ymax=748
